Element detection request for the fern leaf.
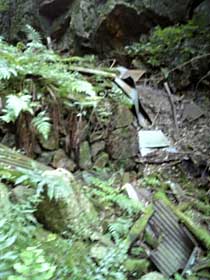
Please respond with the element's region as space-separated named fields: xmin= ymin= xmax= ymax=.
xmin=0 ymin=60 xmax=17 ymax=80
xmin=1 ymin=94 xmax=34 ymax=123
xmin=25 ymin=25 xmax=42 ymax=44
xmin=32 ymin=111 xmax=51 ymax=140
xmin=70 ymin=80 xmax=96 ymax=97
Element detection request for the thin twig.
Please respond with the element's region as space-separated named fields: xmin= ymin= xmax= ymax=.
xmin=149 ymin=53 xmax=210 ymax=83
xmin=164 ymin=82 xmax=179 ymax=137
xmin=167 ymin=53 xmax=210 ymax=75
xmin=151 ymin=105 xmax=161 ymax=128
xmin=195 ymin=71 xmax=210 ymax=94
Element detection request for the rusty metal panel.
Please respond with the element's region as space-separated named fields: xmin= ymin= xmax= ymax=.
xmin=149 ymin=201 xmax=195 ymax=277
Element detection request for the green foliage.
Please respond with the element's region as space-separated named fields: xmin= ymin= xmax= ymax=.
xmin=1 ymin=94 xmax=34 ymax=122
xmin=0 ymin=59 xmax=17 ymax=79
xmin=126 ymin=19 xmax=210 ymax=69
xmin=0 ymin=218 xmax=18 ymax=279
xmin=91 ymin=241 xmax=128 ymax=280
xmin=8 ymin=247 xmax=56 ymax=280
xmin=87 ymin=175 xmax=143 ymax=216
xmin=108 ymin=217 xmax=132 ymax=242
xmin=0 ymin=25 xmax=97 ymax=97
xmin=0 ymin=25 xmax=151 ymax=280
xmin=142 ymin=175 xmax=160 ymax=188
xmin=25 ymin=25 xmax=42 ymax=45
xmin=0 ymin=1 xmax=9 ymax=12
xmin=0 ymin=184 xmax=42 ymax=279
xmin=32 ymin=112 xmax=51 ymax=141
xmin=14 ymin=168 xmax=72 ymax=201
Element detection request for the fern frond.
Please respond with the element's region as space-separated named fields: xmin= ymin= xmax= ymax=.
xmin=87 ymin=176 xmax=143 ymax=215
xmin=25 ymin=25 xmax=42 ymax=44
xmin=0 ymin=60 xmax=17 ymax=80
xmin=32 ymin=111 xmax=51 ymax=140
xmin=108 ymin=218 xmax=132 ymax=241
xmin=15 ymin=168 xmax=72 ymax=201
xmin=1 ymin=94 xmax=34 ymax=123
xmin=70 ymin=80 xmax=96 ymax=97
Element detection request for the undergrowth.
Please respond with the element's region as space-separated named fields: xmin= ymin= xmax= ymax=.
xmin=0 ymin=25 xmax=125 ymax=145
xmin=0 ymin=160 xmax=135 ymax=279
xmin=126 ymin=19 xmax=210 ymax=73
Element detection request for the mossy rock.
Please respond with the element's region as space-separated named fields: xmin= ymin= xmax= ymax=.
xmin=79 ymin=141 xmax=92 ymax=169
xmin=125 ymin=258 xmax=149 ymax=277
xmin=35 ymin=228 xmax=91 ymax=276
xmin=36 ymin=170 xmax=101 ymax=239
xmin=140 ymin=272 xmax=166 ymax=280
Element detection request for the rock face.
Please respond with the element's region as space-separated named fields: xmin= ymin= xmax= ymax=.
xmin=36 ymin=169 xmax=101 ymax=238
xmin=140 ymin=272 xmax=166 ymax=280
xmin=39 ymin=0 xmax=73 ymax=19
xmin=193 ymin=0 xmax=210 ymax=26
xmin=0 ymin=0 xmax=41 ymax=42
xmin=0 ymin=0 xmax=205 ymax=53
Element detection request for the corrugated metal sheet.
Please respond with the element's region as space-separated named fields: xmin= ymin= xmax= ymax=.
xmin=148 ymin=201 xmax=195 ymax=277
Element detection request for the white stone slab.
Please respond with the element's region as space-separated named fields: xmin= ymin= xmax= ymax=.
xmin=138 ymin=130 xmax=170 ymax=149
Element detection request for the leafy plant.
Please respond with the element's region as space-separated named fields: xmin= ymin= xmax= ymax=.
xmin=32 ymin=111 xmax=51 ymax=141
xmin=0 ymin=60 xmax=17 ymax=80
xmin=86 ymin=175 xmax=143 ymax=215
xmin=8 ymin=246 xmax=56 ymax=280
xmin=0 ymin=218 xmax=18 ymax=279
xmin=108 ymin=217 xmax=132 ymax=242
xmin=126 ymin=19 xmax=210 ymax=69
xmin=1 ymin=94 xmax=34 ymax=123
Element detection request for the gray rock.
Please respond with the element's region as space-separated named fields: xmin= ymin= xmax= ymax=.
xmin=113 ymin=105 xmax=134 ymax=129
xmin=39 ymin=132 xmax=59 ymax=151
xmin=107 ymin=126 xmax=138 ymax=161
xmin=142 ymin=0 xmax=192 ymax=22
xmin=70 ymin=0 xmax=194 ymax=53
xmin=11 ymin=185 xmax=35 ymax=203
xmin=36 ymin=169 xmax=101 ymax=238
xmin=52 ymin=149 xmax=76 ymax=172
xmin=94 ymin=152 xmax=109 ymax=169
xmin=193 ymin=0 xmax=210 ymax=26
xmin=0 ymin=0 xmax=202 ymax=54
xmin=91 ymin=141 xmax=106 ymax=160
xmin=79 ymin=141 xmax=92 ymax=169
xmin=140 ymin=272 xmax=166 ymax=280
xmin=39 ymin=0 xmax=73 ymax=19
xmin=37 ymin=151 xmax=54 ymax=165
xmin=1 ymin=133 xmax=16 ymax=148
xmin=0 ymin=0 xmax=41 ymax=42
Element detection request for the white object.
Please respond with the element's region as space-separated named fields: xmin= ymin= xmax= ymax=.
xmin=139 ymin=130 xmax=170 ymax=149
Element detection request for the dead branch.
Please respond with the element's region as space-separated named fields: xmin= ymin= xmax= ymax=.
xmin=68 ymin=66 xmax=117 ymax=79
xmin=164 ymin=82 xmax=179 ymax=137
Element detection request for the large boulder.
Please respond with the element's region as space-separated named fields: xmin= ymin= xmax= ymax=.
xmin=0 ymin=0 xmax=200 ymax=52
xmin=36 ymin=169 xmax=101 ymax=238
xmin=193 ymin=0 xmax=210 ymax=26
xmin=39 ymin=0 xmax=73 ymax=19
xmin=0 ymin=0 xmax=41 ymax=42
xmin=69 ymin=0 xmax=196 ymax=53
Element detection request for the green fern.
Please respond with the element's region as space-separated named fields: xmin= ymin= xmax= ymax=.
xmin=70 ymin=80 xmax=96 ymax=97
xmin=8 ymin=246 xmax=56 ymax=280
xmin=32 ymin=111 xmax=51 ymax=140
xmin=0 ymin=218 xmax=18 ymax=279
xmin=108 ymin=218 xmax=132 ymax=242
xmin=25 ymin=24 xmax=42 ymax=44
xmin=87 ymin=176 xmax=143 ymax=215
xmin=0 ymin=60 xmax=17 ymax=80
xmin=15 ymin=168 xmax=72 ymax=201
xmin=0 ymin=94 xmax=34 ymax=123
